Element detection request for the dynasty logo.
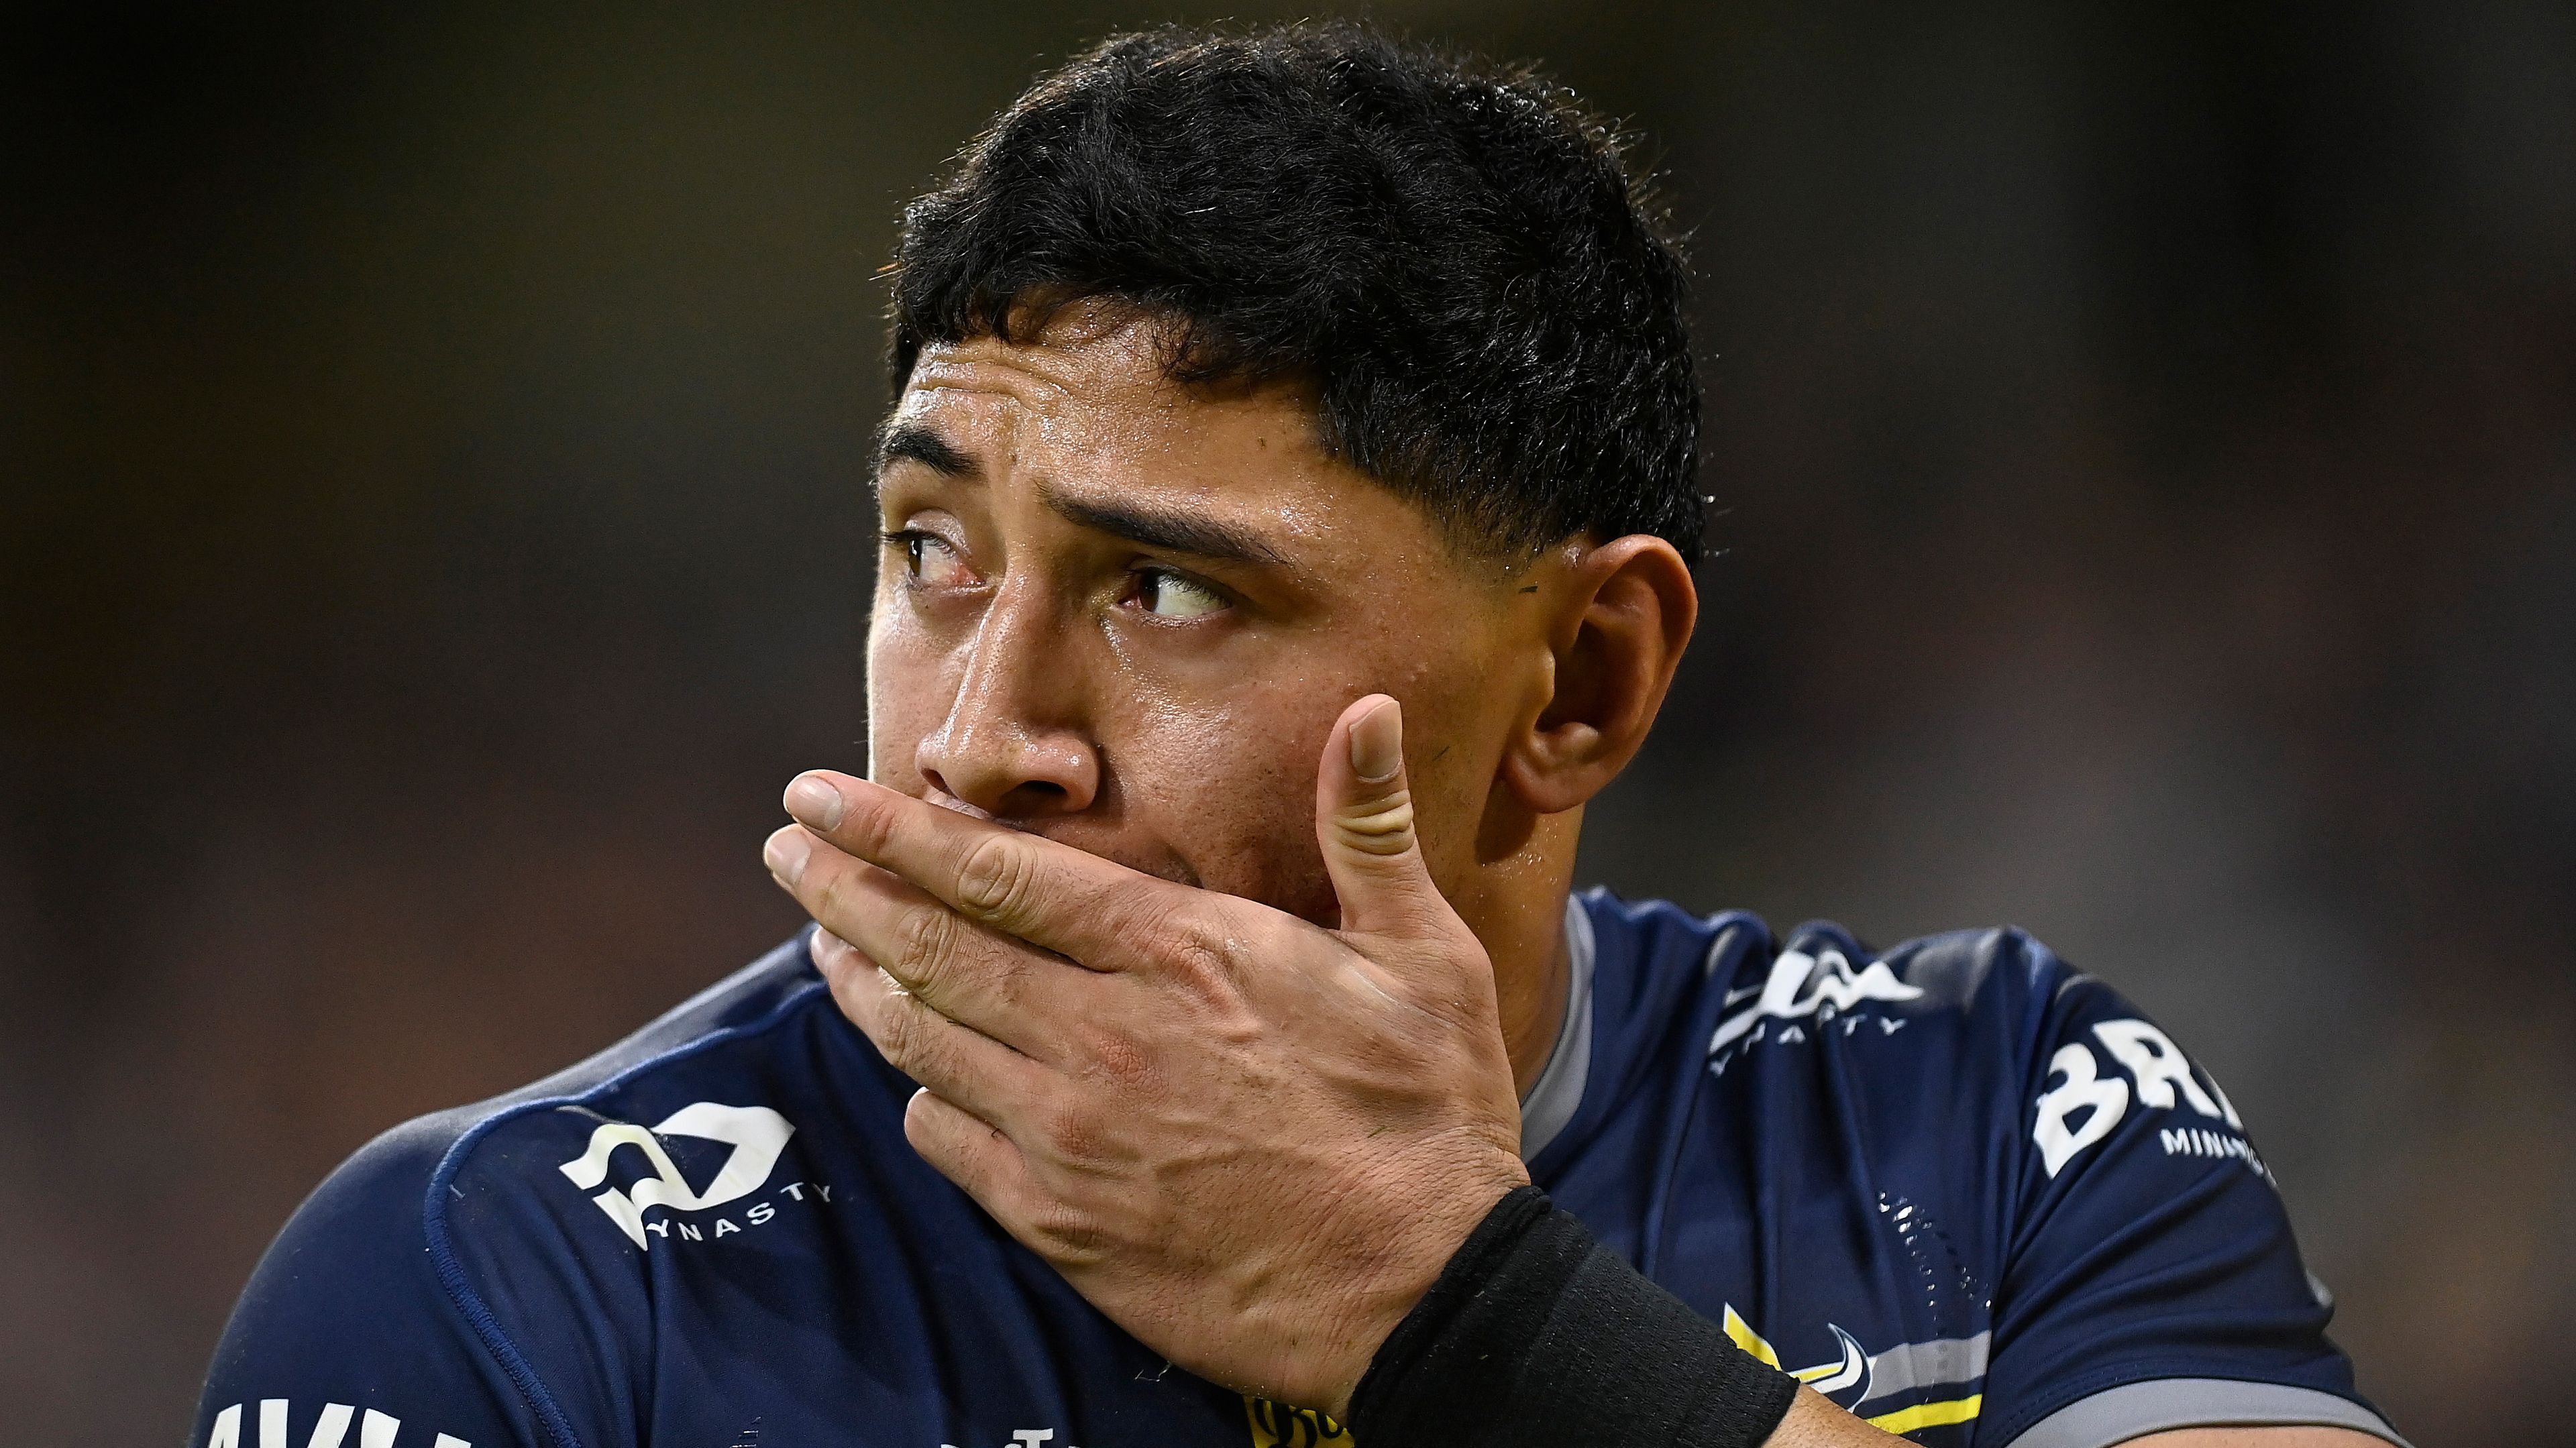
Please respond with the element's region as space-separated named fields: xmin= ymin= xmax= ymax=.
xmin=557 ymin=1101 xmax=833 ymax=1247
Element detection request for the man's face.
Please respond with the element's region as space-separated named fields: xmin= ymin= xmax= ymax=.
xmin=866 ymin=307 xmax=1550 ymax=926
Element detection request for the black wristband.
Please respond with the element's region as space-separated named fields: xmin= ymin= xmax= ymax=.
xmin=1348 ymin=1185 xmax=1799 ymax=1448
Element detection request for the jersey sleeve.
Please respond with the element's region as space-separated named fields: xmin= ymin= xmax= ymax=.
xmin=1979 ymin=958 xmax=2405 ymax=1448
xmin=188 ymin=1117 xmax=555 ymax=1448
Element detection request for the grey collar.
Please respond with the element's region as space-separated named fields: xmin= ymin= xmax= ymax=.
xmin=1517 ymin=893 xmax=1596 ymax=1161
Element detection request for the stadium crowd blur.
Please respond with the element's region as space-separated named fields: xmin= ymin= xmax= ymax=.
xmin=7 ymin=5 xmax=2571 ymax=1444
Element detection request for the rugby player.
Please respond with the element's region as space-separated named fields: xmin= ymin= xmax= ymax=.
xmin=193 ymin=23 xmax=2407 ymax=1448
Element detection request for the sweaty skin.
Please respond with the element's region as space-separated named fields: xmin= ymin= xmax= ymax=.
xmin=858 ymin=304 xmax=1617 ymax=1093
xmin=770 ymin=695 xmax=1529 ymax=1411
xmin=767 ymin=305 xmax=2384 ymax=1447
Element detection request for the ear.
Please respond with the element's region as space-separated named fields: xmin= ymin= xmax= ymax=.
xmin=1501 ymin=535 xmax=1698 ymax=816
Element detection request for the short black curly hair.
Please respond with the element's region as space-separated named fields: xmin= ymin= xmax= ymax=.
xmin=887 ymin=21 xmax=1702 ymax=563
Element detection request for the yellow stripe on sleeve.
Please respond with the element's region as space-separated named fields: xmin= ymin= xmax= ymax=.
xmin=1864 ymin=1394 xmax=1984 ymax=1436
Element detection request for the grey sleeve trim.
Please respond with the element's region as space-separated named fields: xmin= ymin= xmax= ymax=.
xmin=1998 ymin=1379 xmax=2410 ymax=1448
xmin=1516 ymin=895 xmax=1596 ymax=1161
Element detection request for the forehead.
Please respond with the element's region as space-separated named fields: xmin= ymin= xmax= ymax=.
xmin=882 ymin=310 xmax=1505 ymax=597
xmin=892 ymin=311 xmax=1340 ymax=504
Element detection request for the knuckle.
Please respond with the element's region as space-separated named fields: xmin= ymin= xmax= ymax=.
xmin=1080 ymin=1029 xmax=1153 ymax=1090
xmin=895 ymin=902 xmax=961 ymax=988
xmin=956 ymin=833 xmax=1036 ymax=924
xmin=873 ymin=993 xmax=918 ymax=1063
xmin=877 ymin=992 xmax=937 ymax=1071
xmin=1028 ymin=1200 xmax=1108 ymax=1262
xmin=1334 ymin=789 xmax=1417 ymax=856
xmin=1156 ymin=909 xmax=1242 ymax=989
xmin=1034 ymin=1098 xmax=1101 ymax=1163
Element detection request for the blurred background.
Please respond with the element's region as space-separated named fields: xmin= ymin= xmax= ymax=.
xmin=5 ymin=3 xmax=2570 ymax=1443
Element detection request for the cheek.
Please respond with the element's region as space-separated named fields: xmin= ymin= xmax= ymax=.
xmin=1403 ymin=688 xmax=1517 ymax=875
xmin=1104 ymin=695 xmax=1346 ymax=918
xmin=864 ymin=607 xmax=948 ymax=789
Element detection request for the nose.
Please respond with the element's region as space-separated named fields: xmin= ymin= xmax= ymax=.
xmin=914 ymin=579 xmax=1101 ymax=819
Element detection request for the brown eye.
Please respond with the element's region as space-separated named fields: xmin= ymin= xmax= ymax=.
xmin=887 ymin=530 xmax=972 ymax=588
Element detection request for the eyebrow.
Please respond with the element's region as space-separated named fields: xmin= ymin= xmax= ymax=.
xmin=1036 ymin=482 xmax=1292 ymax=567
xmin=875 ymin=419 xmax=1292 ymax=568
xmin=874 ymin=420 xmax=977 ymax=480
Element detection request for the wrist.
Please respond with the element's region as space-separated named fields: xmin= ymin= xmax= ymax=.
xmin=1310 ymin=1156 xmax=1527 ymax=1419
xmin=1346 ymin=1186 xmax=1799 ymax=1448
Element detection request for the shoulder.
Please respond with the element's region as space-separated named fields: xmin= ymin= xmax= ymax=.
xmin=1771 ymin=917 xmax=2080 ymax=1026
xmin=1577 ymin=889 xmax=2088 ymax=1060
xmin=352 ymin=928 xmax=846 ymax=1291
xmin=325 ymin=930 xmax=832 ymax=1231
xmin=199 ymin=934 xmax=842 ymax=1448
xmin=1582 ymin=892 xmax=2195 ymax=1169
xmin=1713 ymin=913 xmax=2112 ymax=1058
xmin=1655 ymin=903 xmax=2306 ymax=1251
xmin=1572 ymin=898 xmax=2398 ymax=1445
xmin=486 ymin=928 xmax=837 ymax=1109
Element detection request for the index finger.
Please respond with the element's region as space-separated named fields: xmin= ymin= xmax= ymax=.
xmin=783 ymin=771 xmax=1194 ymax=967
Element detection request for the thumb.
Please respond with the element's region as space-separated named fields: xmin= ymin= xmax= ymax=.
xmin=1316 ymin=694 xmax=1455 ymax=941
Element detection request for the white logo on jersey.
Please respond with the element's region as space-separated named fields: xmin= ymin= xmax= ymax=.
xmin=1721 ymin=1306 xmax=1990 ymax=1434
xmin=559 ymin=1101 xmax=797 ymax=1247
xmin=205 ymin=1399 xmax=466 ymax=1448
xmin=1708 ymin=947 xmax=1925 ymax=1056
xmin=941 ymin=1431 xmax=1078 ymax=1448
xmin=2031 ymin=1019 xmax=2266 ymax=1180
xmin=2032 ymin=1042 xmax=2129 ymax=1176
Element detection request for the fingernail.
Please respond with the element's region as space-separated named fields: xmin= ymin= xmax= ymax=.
xmin=1349 ymin=697 xmax=1403 ymax=783
xmin=786 ymin=773 xmax=845 ymax=829
xmin=764 ymin=826 xmax=812 ymax=884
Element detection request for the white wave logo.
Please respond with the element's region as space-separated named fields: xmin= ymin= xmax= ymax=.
xmin=1709 ymin=947 xmax=1925 ymax=1056
xmin=558 ymin=1102 xmax=796 ymax=1247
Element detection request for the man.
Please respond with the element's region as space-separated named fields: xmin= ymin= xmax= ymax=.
xmin=193 ymin=23 xmax=2404 ymax=1448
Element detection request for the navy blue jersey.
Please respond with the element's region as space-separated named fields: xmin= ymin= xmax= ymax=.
xmin=191 ymin=892 xmax=2403 ymax=1448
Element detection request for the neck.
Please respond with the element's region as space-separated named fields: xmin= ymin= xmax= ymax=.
xmin=1456 ymin=805 xmax=1583 ymax=1099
